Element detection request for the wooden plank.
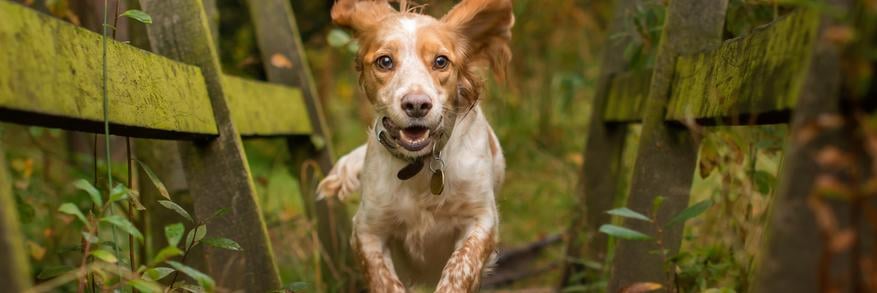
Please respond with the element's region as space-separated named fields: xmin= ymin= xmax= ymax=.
xmin=666 ymin=9 xmax=819 ymax=122
xmin=0 ymin=143 xmax=31 ymax=291
xmin=560 ymin=0 xmax=639 ymax=286
xmin=607 ymin=0 xmax=727 ymax=290
xmin=0 ymin=1 xmax=217 ymax=139
xmin=245 ymin=0 xmax=358 ymax=290
xmin=601 ymin=10 xmax=819 ymax=124
xmin=245 ymin=0 xmax=336 ymax=166
xmin=753 ymin=2 xmax=855 ymax=291
xmin=604 ymin=69 xmax=652 ymax=123
xmin=139 ymin=1 xmax=282 ymax=291
xmin=223 ymin=75 xmax=313 ymax=137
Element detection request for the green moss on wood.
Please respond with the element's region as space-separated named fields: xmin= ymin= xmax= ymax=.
xmin=666 ymin=9 xmax=820 ymax=120
xmin=601 ymin=10 xmax=819 ymax=123
xmin=0 ymin=1 xmax=217 ymax=137
xmin=223 ymin=75 xmax=312 ymax=136
xmin=604 ymin=70 xmax=652 ymax=122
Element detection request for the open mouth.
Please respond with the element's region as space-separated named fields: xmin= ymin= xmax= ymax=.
xmin=383 ymin=117 xmax=434 ymax=152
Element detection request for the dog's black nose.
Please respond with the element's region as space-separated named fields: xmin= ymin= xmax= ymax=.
xmin=401 ymin=94 xmax=432 ymax=118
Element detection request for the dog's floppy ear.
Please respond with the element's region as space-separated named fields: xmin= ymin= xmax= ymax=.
xmin=331 ymin=0 xmax=397 ymax=32
xmin=441 ymin=0 xmax=514 ymax=80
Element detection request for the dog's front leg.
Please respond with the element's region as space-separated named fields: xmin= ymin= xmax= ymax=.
xmin=352 ymin=226 xmax=406 ymax=292
xmin=435 ymin=214 xmax=497 ymax=293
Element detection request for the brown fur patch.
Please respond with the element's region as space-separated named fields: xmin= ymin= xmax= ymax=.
xmin=435 ymin=229 xmax=496 ymax=292
xmin=352 ymin=233 xmax=407 ymax=292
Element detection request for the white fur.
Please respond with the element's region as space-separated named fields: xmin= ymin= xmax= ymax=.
xmin=320 ymin=4 xmax=511 ymax=290
xmin=318 ymin=107 xmax=504 ymax=288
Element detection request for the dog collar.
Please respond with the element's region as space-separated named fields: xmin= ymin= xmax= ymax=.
xmin=373 ymin=114 xmax=456 ymax=195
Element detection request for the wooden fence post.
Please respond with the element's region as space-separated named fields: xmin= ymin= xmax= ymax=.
xmin=139 ymin=1 xmax=282 ymax=291
xmin=607 ymin=0 xmax=727 ymax=290
xmin=561 ymin=0 xmax=638 ymax=285
xmin=0 ymin=143 xmax=31 ymax=292
xmin=245 ymin=0 xmax=358 ymax=290
xmin=753 ymin=1 xmax=854 ymax=291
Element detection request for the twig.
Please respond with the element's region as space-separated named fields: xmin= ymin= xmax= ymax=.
xmin=127 ymin=136 xmax=135 ymax=272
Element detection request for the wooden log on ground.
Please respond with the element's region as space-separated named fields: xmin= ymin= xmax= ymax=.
xmin=139 ymin=0 xmax=282 ymax=291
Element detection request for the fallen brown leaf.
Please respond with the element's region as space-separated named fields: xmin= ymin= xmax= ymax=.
xmin=271 ymin=53 xmax=294 ymax=69
xmin=620 ymin=282 xmax=663 ymax=293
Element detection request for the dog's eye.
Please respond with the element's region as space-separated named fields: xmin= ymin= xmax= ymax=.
xmin=375 ymin=55 xmax=394 ymax=71
xmin=433 ymin=55 xmax=450 ymax=70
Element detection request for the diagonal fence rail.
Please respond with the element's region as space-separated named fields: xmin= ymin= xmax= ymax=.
xmin=563 ymin=0 xmax=862 ymax=291
xmin=0 ymin=0 xmax=355 ymax=291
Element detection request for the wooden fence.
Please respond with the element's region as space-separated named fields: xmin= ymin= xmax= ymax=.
xmin=1 ymin=0 xmax=868 ymax=291
xmin=0 ymin=0 xmax=356 ymax=291
xmin=562 ymin=0 xmax=861 ymax=291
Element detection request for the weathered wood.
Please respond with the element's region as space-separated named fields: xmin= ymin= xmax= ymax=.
xmin=223 ymin=75 xmax=312 ymax=137
xmin=604 ymin=69 xmax=652 ymax=123
xmin=0 ymin=143 xmax=31 ymax=292
xmin=602 ymin=10 xmax=819 ymax=125
xmin=607 ymin=0 xmax=727 ymax=290
xmin=139 ymin=1 xmax=282 ymax=291
xmin=560 ymin=0 xmax=638 ymax=286
xmin=0 ymin=1 xmax=217 ymax=139
xmin=245 ymin=0 xmax=336 ymax=166
xmin=666 ymin=10 xmax=819 ymax=122
xmin=245 ymin=0 xmax=358 ymax=290
xmin=753 ymin=2 xmax=854 ymax=291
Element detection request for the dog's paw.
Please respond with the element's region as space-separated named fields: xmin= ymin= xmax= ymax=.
xmin=316 ymin=172 xmax=349 ymax=201
xmin=316 ymin=144 xmax=366 ymax=201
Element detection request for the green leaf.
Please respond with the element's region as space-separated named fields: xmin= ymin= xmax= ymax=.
xmin=202 ymin=237 xmax=243 ymax=251
xmin=204 ymin=208 xmax=228 ymax=224
xmin=137 ymin=160 xmax=170 ymax=200
xmin=143 ymin=267 xmax=175 ymax=281
xmin=74 ymin=179 xmax=102 ymax=207
xmin=82 ymin=232 xmax=99 ymax=244
xmin=101 ymin=215 xmax=143 ymax=241
xmin=651 ymin=195 xmax=666 ymax=214
xmin=58 ymin=203 xmax=89 ymax=227
xmin=168 ymin=261 xmax=215 ymax=291
xmin=599 ymin=224 xmax=652 ymax=240
xmin=90 ymin=249 xmax=118 ymax=263
xmin=606 ymin=207 xmax=652 ymax=222
xmin=37 ymin=265 xmax=74 ymax=280
xmin=666 ymin=199 xmax=714 ymax=227
xmin=108 ymin=184 xmax=129 ymax=203
xmin=120 ymin=9 xmax=152 ymax=24
xmin=149 ymin=246 xmax=183 ymax=266
xmin=128 ymin=279 xmax=163 ymax=293
xmin=185 ymin=224 xmax=207 ymax=248
xmin=326 ymin=28 xmax=351 ymax=47
xmin=753 ymin=170 xmax=775 ymax=195
xmin=284 ymin=282 xmax=309 ymax=291
xmin=158 ymin=200 xmax=193 ymax=223
xmin=347 ymin=41 xmax=360 ymax=54
xmin=165 ymin=223 xmax=184 ymax=247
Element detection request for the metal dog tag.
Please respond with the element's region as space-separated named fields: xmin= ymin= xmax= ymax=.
xmin=430 ymin=170 xmax=444 ymax=195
